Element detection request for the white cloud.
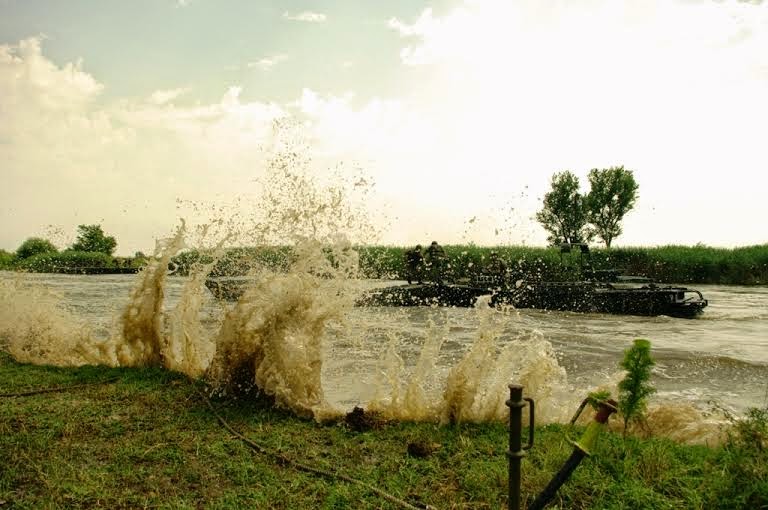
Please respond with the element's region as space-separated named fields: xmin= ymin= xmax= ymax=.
xmin=246 ymin=54 xmax=288 ymax=71
xmin=148 ymin=87 xmax=189 ymax=105
xmin=0 ymin=37 xmax=103 ymax=110
xmin=373 ymin=0 xmax=768 ymax=245
xmin=3 ymin=0 xmax=768 ymax=251
xmin=387 ymin=9 xmax=436 ymax=37
xmin=0 ymin=38 xmax=287 ymax=254
xmin=283 ymin=11 xmax=327 ymax=23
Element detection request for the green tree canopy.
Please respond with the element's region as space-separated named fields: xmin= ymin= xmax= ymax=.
xmin=70 ymin=224 xmax=117 ymax=256
xmin=586 ymin=166 xmax=639 ymax=248
xmin=0 ymin=249 xmax=15 ymax=268
xmin=15 ymin=237 xmax=58 ymax=260
xmin=535 ymin=171 xmax=592 ymax=245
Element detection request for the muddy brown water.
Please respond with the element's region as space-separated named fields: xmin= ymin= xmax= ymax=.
xmin=2 ymin=271 xmax=766 ymax=442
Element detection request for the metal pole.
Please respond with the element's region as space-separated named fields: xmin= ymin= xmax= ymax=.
xmin=527 ymin=449 xmax=586 ymax=510
xmin=507 ymin=384 xmax=525 ymax=510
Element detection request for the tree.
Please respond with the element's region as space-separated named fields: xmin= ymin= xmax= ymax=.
xmin=15 ymin=237 xmax=58 ymax=259
xmin=586 ymin=166 xmax=639 ymax=248
xmin=536 ymin=171 xmax=591 ymax=245
xmin=70 ymin=224 xmax=117 ymax=255
xmin=618 ymin=339 xmax=655 ymax=435
xmin=0 ymin=249 xmax=15 ymax=268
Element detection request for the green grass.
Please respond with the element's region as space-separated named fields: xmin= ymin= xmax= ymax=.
xmin=2 ymin=351 xmax=766 ymax=509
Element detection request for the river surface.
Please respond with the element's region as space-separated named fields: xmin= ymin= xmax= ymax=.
xmin=3 ymin=271 xmax=766 ymax=421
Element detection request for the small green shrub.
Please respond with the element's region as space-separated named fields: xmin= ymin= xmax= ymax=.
xmin=15 ymin=237 xmax=58 ymax=260
xmin=618 ymin=339 xmax=656 ymax=435
xmin=0 ymin=249 xmax=15 ymax=269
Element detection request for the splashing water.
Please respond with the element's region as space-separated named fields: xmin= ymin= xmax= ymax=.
xmin=440 ymin=297 xmax=570 ymax=423
xmin=368 ymin=317 xmax=448 ymax=422
xmin=0 ymin=238 xmax=734 ymax=443
xmin=0 ymin=129 xmax=738 ymax=443
xmin=0 ymin=277 xmax=113 ymax=366
xmin=205 ymin=239 xmax=359 ymax=419
xmin=118 ymin=224 xmax=187 ymax=367
xmin=1 ymin=184 xmax=578 ymax=428
xmin=367 ymin=299 xmax=574 ymax=424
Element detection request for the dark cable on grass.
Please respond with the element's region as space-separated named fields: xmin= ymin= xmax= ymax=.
xmin=0 ymin=377 xmax=119 ymax=398
xmin=193 ymin=385 xmax=435 ymax=510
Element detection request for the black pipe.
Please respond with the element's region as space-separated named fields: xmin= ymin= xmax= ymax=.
xmin=527 ymin=400 xmax=617 ymax=510
xmin=527 ymin=449 xmax=586 ymax=510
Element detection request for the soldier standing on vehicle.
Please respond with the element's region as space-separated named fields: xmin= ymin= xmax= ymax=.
xmin=486 ymin=251 xmax=507 ymax=287
xmin=425 ymin=241 xmax=447 ymax=285
xmin=404 ymin=245 xmax=424 ymax=284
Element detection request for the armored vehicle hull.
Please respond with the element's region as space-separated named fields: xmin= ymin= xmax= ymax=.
xmin=206 ymin=277 xmax=708 ymax=318
xmin=353 ymin=283 xmax=490 ymax=308
xmin=489 ymin=281 xmax=707 ymax=318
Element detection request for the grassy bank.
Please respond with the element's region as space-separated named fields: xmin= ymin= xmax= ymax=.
xmin=0 ymin=251 xmax=146 ymax=274
xmin=172 ymin=244 xmax=768 ymax=285
xmin=4 ymin=244 xmax=767 ymax=284
xmin=2 ymin=352 xmax=766 ymax=509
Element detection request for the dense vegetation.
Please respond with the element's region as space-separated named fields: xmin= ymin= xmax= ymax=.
xmin=1 ymin=225 xmax=146 ymax=273
xmin=1 ymin=352 xmax=766 ymax=509
xmin=18 ymin=251 xmax=124 ymax=273
xmin=1 ymin=250 xmax=145 ymax=273
xmin=0 ymin=249 xmax=14 ymax=270
xmin=171 ymin=244 xmax=768 ymax=285
xmin=4 ymin=230 xmax=767 ymax=285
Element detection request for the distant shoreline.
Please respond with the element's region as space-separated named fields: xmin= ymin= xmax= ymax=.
xmin=4 ymin=244 xmax=766 ymax=285
xmin=170 ymin=244 xmax=768 ymax=286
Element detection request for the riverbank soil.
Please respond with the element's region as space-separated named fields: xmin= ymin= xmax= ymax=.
xmin=1 ymin=352 xmax=765 ymax=509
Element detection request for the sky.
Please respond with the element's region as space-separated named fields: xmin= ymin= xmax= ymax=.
xmin=1 ymin=0 xmax=767 ymax=255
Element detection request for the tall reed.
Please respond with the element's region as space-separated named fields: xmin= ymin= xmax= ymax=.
xmin=172 ymin=244 xmax=768 ymax=285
